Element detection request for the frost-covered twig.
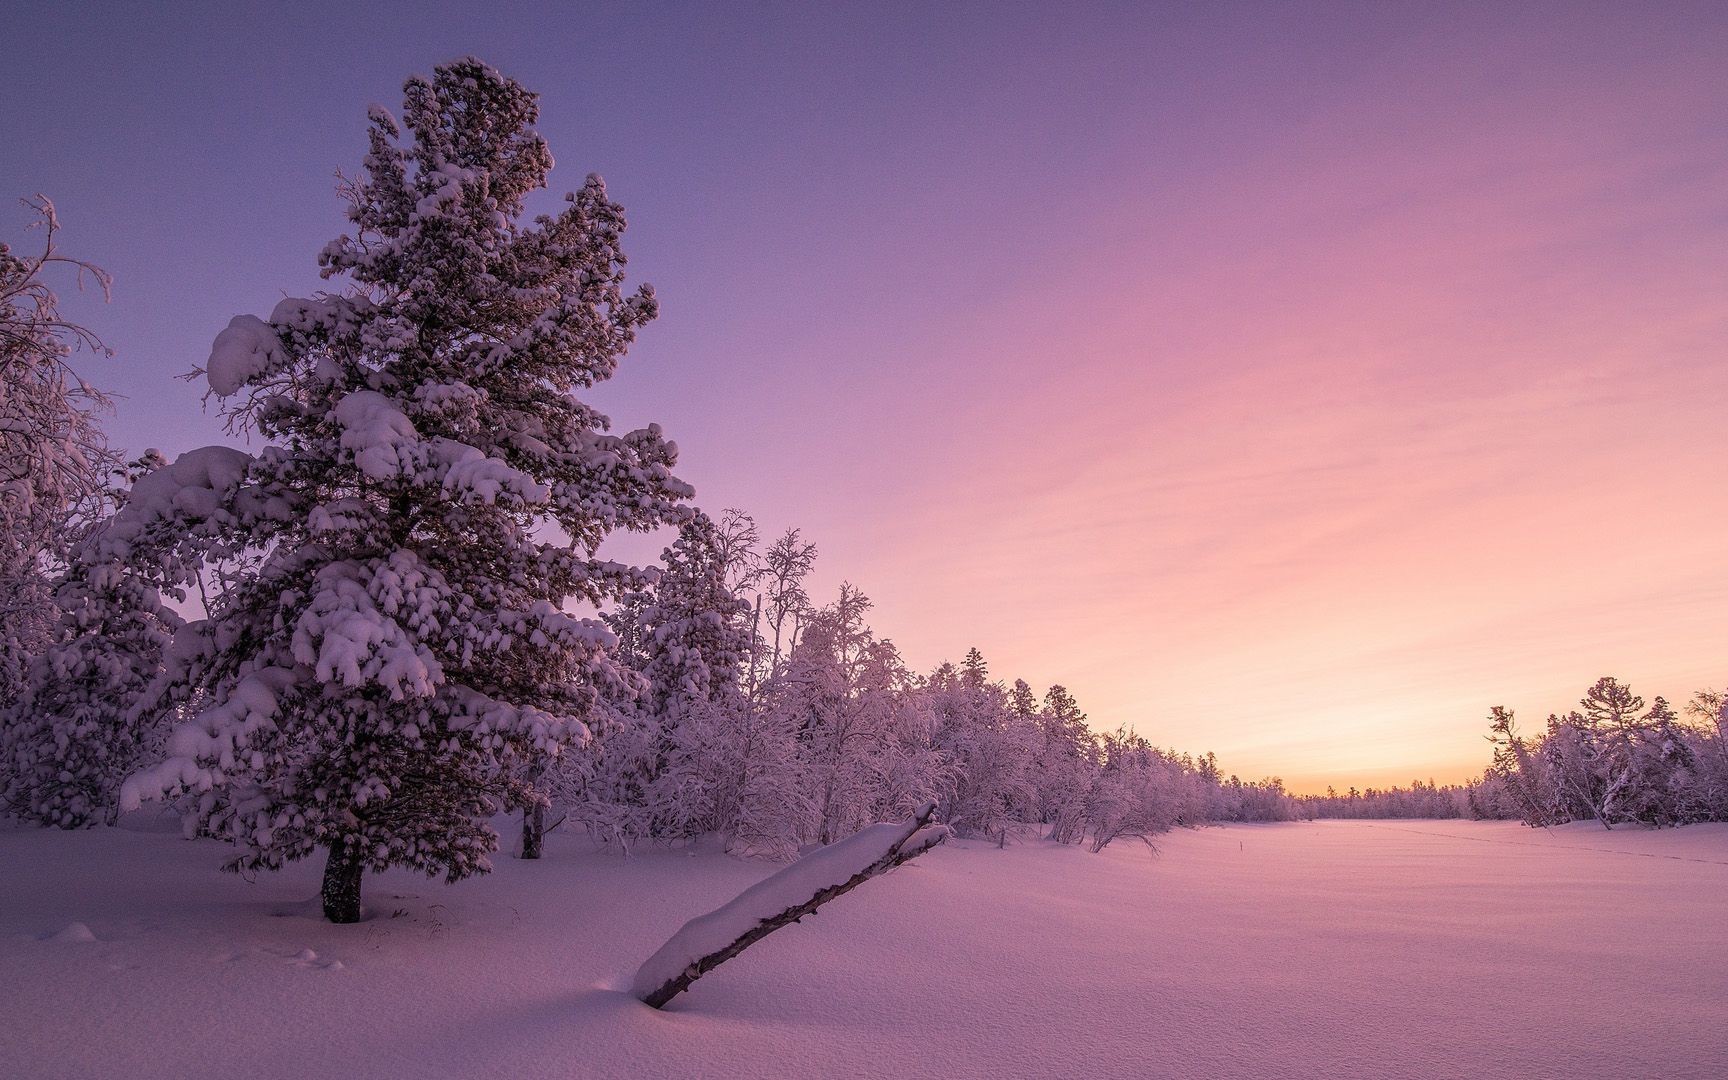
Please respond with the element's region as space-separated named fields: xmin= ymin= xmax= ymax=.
xmin=632 ymin=802 xmax=950 ymax=1008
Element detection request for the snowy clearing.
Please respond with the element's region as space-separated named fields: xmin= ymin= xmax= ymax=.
xmin=2 ymin=818 xmax=1724 ymax=1079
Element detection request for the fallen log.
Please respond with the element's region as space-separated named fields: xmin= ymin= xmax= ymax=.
xmin=631 ymin=802 xmax=951 ymax=1009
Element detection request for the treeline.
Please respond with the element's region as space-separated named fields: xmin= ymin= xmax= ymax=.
xmin=541 ymin=510 xmax=1301 ymax=860
xmin=1300 ymin=781 xmax=1472 ymax=820
xmin=1470 ymin=677 xmax=1728 ymax=829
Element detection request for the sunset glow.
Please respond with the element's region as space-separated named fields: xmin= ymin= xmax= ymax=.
xmin=7 ymin=1 xmax=1724 ymax=791
xmin=9 ymin=8 xmax=1728 ymax=1078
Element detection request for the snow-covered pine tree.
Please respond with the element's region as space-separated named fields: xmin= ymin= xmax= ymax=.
xmin=1572 ymin=677 xmax=1645 ymax=828
xmin=636 ymin=512 xmax=753 ymax=724
xmin=1483 ymin=705 xmax=1554 ymax=827
xmin=576 ymin=512 xmax=754 ymax=849
xmin=959 ymin=647 xmax=989 ymax=691
xmin=1038 ymin=683 xmax=1095 ymax=842
xmin=928 ymin=659 xmax=1037 ymax=843
xmin=116 ymin=59 xmax=691 ymax=921
xmin=2 ymin=452 xmax=182 ymax=827
xmin=1615 ymin=695 xmax=1693 ymax=827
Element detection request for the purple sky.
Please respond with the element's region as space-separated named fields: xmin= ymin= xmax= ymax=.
xmin=7 ymin=1 xmax=1728 ymax=790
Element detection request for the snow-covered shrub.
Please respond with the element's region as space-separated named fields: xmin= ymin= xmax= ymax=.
xmin=777 ymin=612 xmax=876 ymax=846
xmin=664 ymin=697 xmax=812 ymax=858
xmin=1 ymin=539 xmax=180 ymax=827
xmin=1081 ymin=730 xmax=1209 ymax=852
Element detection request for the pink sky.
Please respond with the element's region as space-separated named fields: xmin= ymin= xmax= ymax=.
xmin=6 ymin=2 xmax=1725 ymax=791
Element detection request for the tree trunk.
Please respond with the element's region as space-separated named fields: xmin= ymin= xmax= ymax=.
xmin=746 ymin=594 xmax=763 ymax=701
xmin=520 ymin=803 xmax=546 ymax=860
xmin=321 ymin=839 xmax=365 ymax=924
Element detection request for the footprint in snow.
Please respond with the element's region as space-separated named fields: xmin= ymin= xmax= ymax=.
xmin=287 ymin=947 xmax=345 ymax=971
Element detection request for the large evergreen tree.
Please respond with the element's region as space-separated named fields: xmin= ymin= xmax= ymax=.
xmin=115 ymin=59 xmax=691 ymax=921
xmin=633 ymin=513 xmax=753 ymax=722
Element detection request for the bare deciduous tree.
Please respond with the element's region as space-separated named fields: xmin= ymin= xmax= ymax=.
xmin=0 ymin=196 xmax=120 ymax=709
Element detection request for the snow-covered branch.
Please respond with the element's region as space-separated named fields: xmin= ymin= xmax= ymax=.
xmin=632 ymin=802 xmax=950 ymax=1009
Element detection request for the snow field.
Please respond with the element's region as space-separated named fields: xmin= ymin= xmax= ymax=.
xmin=2 ymin=818 xmax=1724 ymax=1079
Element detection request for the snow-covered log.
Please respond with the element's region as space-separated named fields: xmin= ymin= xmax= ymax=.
xmin=631 ymin=802 xmax=950 ymax=1008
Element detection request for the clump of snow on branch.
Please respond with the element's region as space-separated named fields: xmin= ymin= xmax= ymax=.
xmin=205 ymin=315 xmax=283 ymax=397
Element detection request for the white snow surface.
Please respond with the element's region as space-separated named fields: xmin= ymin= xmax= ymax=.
xmin=2 ymin=819 xmax=1725 ymax=1079
xmin=631 ymin=813 xmax=948 ymax=1002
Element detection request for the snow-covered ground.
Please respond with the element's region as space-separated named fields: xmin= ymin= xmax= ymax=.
xmin=3 ymin=817 xmax=1724 ymax=1079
